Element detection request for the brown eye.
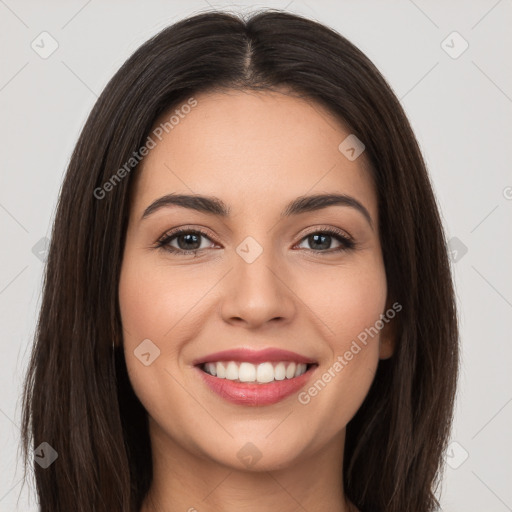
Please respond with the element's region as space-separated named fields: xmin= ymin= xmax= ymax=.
xmin=296 ymin=229 xmax=355 ymax=253
xmin=156 ymin=228 xmax=216 ymax=256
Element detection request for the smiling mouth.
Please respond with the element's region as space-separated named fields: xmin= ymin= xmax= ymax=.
xmin=197 ymin=361 xmax=317 ymax=384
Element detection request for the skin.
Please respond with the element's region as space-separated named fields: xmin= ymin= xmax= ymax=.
xmin=118 ymin=88 xmax=396 ymax=512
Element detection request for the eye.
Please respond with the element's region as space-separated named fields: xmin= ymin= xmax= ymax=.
xmin=156 ymin=228 xmax=217 ymax=256
xmin=295 ymin=228 xmax=355 ymax=254
xmin=155 ymin=226 xmax=356 ymax=256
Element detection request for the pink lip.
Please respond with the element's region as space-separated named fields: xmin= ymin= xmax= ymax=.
xmin=192 ymin=347 xmax=316 ymax=366
xmin=195 ymin=364 xmax=318 ymax=406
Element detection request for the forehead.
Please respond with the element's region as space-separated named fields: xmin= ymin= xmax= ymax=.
xmin=131 ymin=89 xmax=377 ymax=223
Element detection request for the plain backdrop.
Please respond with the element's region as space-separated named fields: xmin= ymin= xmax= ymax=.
xmin=1 ymin=1 xmax=511 ymax=510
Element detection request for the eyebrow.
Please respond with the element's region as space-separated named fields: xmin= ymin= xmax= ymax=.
xmin=141 ymin=192 xmax=373 ymax=229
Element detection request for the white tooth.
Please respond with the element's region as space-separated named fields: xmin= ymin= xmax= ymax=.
xmin=225 ymin=361 xmax=239 ymax=380
xmin=239 ymin=362 xmax=257 ymax=382
xmin=257 ymin=362 xmax=275 ymax=383
xmin=295 ymin=363 xmax=307 ymax=377
xmin=285 ymin=362 xmax=296 ymax=379
xmin=207 ymin=361 xmax=308 ymax=381
xmin=216 ymin=362 xmax=226 ymax=378
xmin=274 ymin=362 xmax=286 ymax=381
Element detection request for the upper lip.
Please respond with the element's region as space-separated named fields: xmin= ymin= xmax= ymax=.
xmin=192 ymin=348 xmax=317 ymax=366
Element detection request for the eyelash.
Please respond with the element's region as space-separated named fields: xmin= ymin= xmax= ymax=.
xmin=155 ymin=226 xmax=356 ymax=257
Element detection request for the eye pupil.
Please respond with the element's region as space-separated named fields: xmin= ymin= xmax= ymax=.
xmin=309 ymin=233 xmax=330 ymax=250
xmin=178 ymin=233 xmax=201 ymax=250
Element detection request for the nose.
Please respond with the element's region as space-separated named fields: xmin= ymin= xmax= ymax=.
xmin=220 ymin=246 xmax=296 ymax=329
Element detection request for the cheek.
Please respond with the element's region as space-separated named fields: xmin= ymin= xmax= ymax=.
xmin=331 ymin=275 xmax=387 ymax=350
xmin=118 ymin=254 xmax=192 ymax=422
xmin=118 ymin=253 xmax=205 ymax=342
xmin=300 ymin=256 xmax=387 ymax=352
xmin=293 ymin=258 xmax=387 ymax=425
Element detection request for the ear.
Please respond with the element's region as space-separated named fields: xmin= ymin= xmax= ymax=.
xmin=379 ymin=300 xmax=399 ymax=360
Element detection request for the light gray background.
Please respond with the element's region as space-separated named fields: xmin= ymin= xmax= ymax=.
xmin=1 ymin=0 xmax=511 ymax=510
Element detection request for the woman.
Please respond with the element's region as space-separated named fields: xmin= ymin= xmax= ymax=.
xmin=20 ymin=9 xmax=459 ymax=512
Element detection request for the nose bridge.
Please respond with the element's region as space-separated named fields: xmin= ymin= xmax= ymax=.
xmin=220 ymin=233 xmax=295 ymax=326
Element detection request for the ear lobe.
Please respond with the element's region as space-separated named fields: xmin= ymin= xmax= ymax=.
xmin=378 ymin=303 xmax=398 ymax=360
xmin=379 ymin=329 xmax=394 ymax=359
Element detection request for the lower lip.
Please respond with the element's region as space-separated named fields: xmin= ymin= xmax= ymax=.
xmin=195 ymin=365 xmax=317 ymax=406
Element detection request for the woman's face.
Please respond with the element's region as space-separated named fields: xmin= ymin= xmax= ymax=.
xmin=119 ymin=88 xmax=394 ymax=471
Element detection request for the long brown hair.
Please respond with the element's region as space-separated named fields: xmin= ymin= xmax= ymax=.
xmin=20 ymin=9 xmax=459 ymax=511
